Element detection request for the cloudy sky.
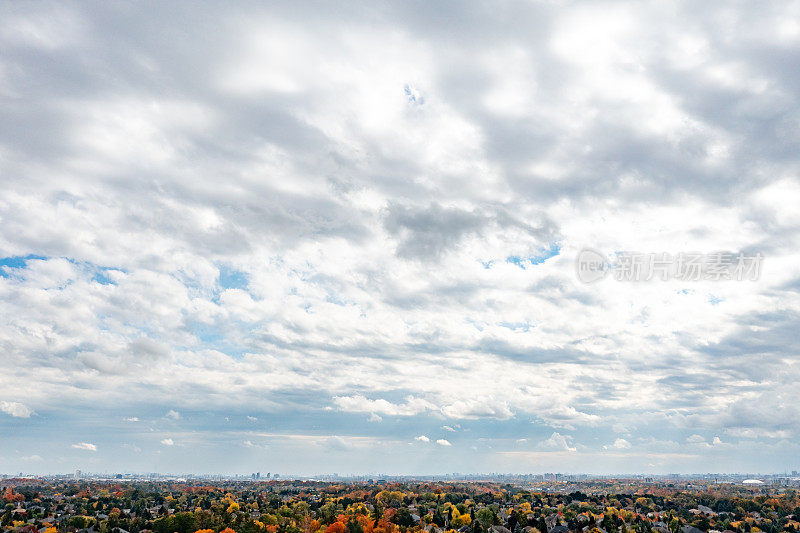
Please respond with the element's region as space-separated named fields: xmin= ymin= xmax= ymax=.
xmin=1 ymin=0 xmax=799 ymax=476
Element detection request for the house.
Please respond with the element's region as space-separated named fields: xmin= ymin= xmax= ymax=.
xmin=652 ymin=522 xmax=669 ymax=533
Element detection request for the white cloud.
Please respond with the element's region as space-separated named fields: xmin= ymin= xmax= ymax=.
xmin=247 ymin=415 xmax=258 ymax=421
xmin=725 ymin=428 xmax=792 ymax=440
xmin=333 ymin=395 xmax=436 ymax=416
xmin=440 ymin=398 xmax=513 ymax=420
xmin=125 ymin=417 xmax=139 ymax=422
xmin=72 ymin=442 xmax=97 ymax=451
xmin=323 ymin=436 xmax=351 ymax=451
xmin=441 ymin=425 xmax=456 ymax=432
xmin=165 ymin=410 xmax=180 ymax=420
xmin=414 ymin=435 xmax=430 ymax=442
xmin=605 ymin=438 xmax=631 ymax=450
xmin=241 ymin=439 xmax=268 ymax=449
xmin=1 ymin=401 xmax=33 ymax=418
xmin=684 ymin=434 xmax=730 ymax=449
xmin=612 ymin=423 xmax=630 ymax=434
xmin=436 ymin=439 xmax=452 ymax=447
xmin=160 ymin=438 xmax=174 ymax=446
xmin=367 ymin=413 xmax=382 ymax=423
xmin=535 ymin=405 xmax=602 ymax=430
xmin=538 ymin=432 xmax=577 ymax=452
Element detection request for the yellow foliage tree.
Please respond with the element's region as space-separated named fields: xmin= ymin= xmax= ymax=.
xmin=450 ymin=508 xmax=471 ymax=528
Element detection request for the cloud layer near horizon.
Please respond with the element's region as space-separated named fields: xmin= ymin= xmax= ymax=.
xmin=1 ymin=0 xmax=799 ymax=475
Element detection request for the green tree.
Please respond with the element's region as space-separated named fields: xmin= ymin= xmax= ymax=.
xmin=476 ymin=509 xmax=494 ymax=530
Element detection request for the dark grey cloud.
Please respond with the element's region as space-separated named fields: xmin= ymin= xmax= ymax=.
xmin=383 ymin=202 xmax=559 ymax=261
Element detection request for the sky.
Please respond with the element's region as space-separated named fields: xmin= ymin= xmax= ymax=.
xmin=1 ymin=0 xmax=799 ymax=477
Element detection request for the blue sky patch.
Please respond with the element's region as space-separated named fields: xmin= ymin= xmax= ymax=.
xmin=189 ymin=321 xmax=247 ymax=358
xmin=91 ymin=266 xmax=121 ymax=285
xmin=498 ymin=321 xmax=534 ymax=332
xmin=0 ymin=254 xmax=47 ymax=277
xmin=404 ymin=84 xmax=424 ymax=105
xmin=506 ymin=244 xmax=561 ymax=269
xmin=218 ymin=265 xmax=249 ymax=290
